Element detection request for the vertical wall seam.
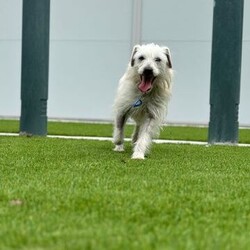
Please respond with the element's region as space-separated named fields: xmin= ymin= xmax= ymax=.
xmin=131 ymin=0 xmax=142 ymax=48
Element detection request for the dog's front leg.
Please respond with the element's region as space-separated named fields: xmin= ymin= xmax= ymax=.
xmin=113 ymin=113 xmax=128 ymax=152
xmin=132 ymin=118 xmax=159 ymax=159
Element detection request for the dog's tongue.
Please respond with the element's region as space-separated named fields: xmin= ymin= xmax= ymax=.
xmin=138 ymin=77 xmax=152 ymax=93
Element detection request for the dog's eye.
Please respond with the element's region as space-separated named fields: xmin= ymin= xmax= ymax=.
xmin=155 ymin=57 xmax=161 ymax=62
xmin=138 ymin=56 xmax=145 ymax=61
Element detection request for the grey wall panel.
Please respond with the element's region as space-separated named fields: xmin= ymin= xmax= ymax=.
xmin=142 ymin=0 xmax=213 ymax=41
xmin=0 ymin=42 xmax=21 ymax=116
xmin=154 ymin=41 xmax=211 ymax=124
xmin=243 ymin=0 xmax=250 ymax=40
xmin=0 ymin=0 xmax=22 ymax=39
xmin=48 ymin=41 xmax=131 ymax=120
xmin=240 ymin=0 xmax=250 ymax=125
xmin=240 ymin=42 xmax=250 ymax=126
xmin=50 ymin=0 xmax=133 ymax=40
xmin=0 ymin=0 xmax=249 ymax=125
xmin=141 ymin=0 xmax=213 ymax=124
xmin=0 ymin=0 xmax=22 ymax=117
xmin=48 ymin=0 xmax=133 ymax=120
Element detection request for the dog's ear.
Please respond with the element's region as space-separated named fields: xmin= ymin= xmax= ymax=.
xmin=163 ymin=47 xmax=172 ymax=69
xmin=130 ymin=45 xmax=140 ymax=67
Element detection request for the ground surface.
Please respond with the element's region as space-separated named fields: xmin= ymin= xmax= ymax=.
xmin=0 ymin=120 xmax=250 ymax=249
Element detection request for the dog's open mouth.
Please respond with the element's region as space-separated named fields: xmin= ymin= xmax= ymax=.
xmin=138 ymin=69 xmax=156 ymax=93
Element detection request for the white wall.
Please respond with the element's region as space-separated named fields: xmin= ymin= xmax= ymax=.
xmin=241 ymin=0 xmax=250 ymax=126
xmin=0 ymin=0 xmax=22 ymax=117
xmin=141 ymin=0 xmax=213 ymax=124
xmin=49 ymin=0 xmax=133 ymax=120
xmin=0 ymin=0 xmax=249 ymax=125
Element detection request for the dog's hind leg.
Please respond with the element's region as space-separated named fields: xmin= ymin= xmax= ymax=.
xmin=132 ymin=124 xmax=140 ymax=144
xmin=113 ymin=113 xmax=128 ymax=152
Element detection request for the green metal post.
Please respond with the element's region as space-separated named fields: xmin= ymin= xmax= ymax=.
xmin=20 ymin=0 xmax=50 ymax=136
xmin=208 ymin=0 xmax=244 ymax=144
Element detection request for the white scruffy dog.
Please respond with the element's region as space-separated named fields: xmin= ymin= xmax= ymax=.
xmin=113 ymin=43 xmax=173 ymax=159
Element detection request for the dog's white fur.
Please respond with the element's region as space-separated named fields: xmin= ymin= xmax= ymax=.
xmin=113 ymin=43 xmax=173 ymax=159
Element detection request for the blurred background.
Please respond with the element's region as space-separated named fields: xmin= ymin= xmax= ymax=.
xmin=0 ymin=0 xmax=249 ymax=125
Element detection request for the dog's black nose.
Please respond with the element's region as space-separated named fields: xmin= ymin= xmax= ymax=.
xmin=143 ymin=68 xmax=153 ymax=76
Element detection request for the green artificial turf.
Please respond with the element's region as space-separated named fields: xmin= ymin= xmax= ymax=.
xmin=1 ymin=119 xmax=250 ymax=143
xmin=0 ymin=136 xmax=250 ymax=250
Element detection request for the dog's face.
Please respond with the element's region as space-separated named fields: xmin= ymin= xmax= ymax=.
xmin=130 ymin=43 xmax=172 ymax=93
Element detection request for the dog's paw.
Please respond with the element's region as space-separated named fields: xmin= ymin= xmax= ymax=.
xmin=113 ymin=145 xmax=124 ymax=152
xmin=131 ymin=152 xmax=145 ymax=160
